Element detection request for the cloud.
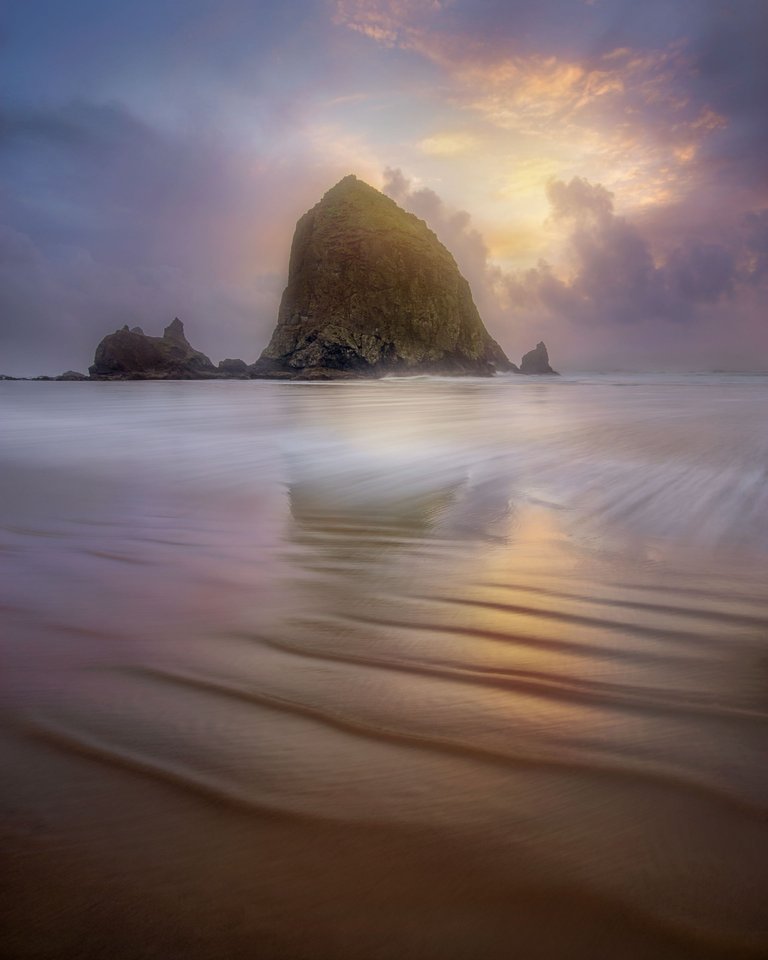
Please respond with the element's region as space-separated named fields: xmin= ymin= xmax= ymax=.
xmin=665 ymin=242 xmax=736 ymax=304
xmin=335 ymin=0 xmax=767 ymax=217
xmin=459 ymin=46 xmax=725 ymax=210
xmin=334 ymin=0 xmax=449 ymax=49
xmin=382 ymin=166 xmax=765 ymax=368
xmin=547 ymin=177 xmax=614 ymax=222
xmin=0 ymin=100 xmax=155 ymax=153
xmin=506 ymin=176 xmax=742 ymax=324
xmin=686 ymin=2 xmax=768 ymax=184
xmin=0 ymin=97 xmax=345 ymax=375
xmin=418 ymin=132 xmax=477 ymax=156
xmin=743 ymin=210 xmax=768 ymax=283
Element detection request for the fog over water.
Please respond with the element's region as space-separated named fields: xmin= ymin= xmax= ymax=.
xmin=2 ymin=375 xmax=767 ymax=959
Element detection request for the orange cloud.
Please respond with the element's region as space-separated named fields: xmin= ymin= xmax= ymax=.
xmin=418 ymin=132 xmax=478 ymax=156
xmin=334 ymin=0 xmax=448 ymax=50
xmin=334 ymin=4 xmax=727 ymax=216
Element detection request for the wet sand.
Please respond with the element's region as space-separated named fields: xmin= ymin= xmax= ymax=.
xmin=1 ymin=375 xmax=767 ymax=958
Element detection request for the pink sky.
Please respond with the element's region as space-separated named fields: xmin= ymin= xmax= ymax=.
xmin=2 ymin=0 xmax=767 ymax=373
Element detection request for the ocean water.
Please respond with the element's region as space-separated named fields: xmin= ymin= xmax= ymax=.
xmin=1 ymin=374 xmax=767 ymax=959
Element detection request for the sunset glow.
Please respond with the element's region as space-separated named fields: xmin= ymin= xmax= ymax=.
xmin=2 ymin=0 xmax=766 ymax=373
xmin=2 ymin=6 xmax=768 ymax=957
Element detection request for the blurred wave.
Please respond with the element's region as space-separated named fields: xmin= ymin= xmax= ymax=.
xmin=1 ymin=375 xmax=767 ymax=959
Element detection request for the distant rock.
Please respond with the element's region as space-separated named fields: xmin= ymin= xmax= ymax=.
xmin=251 ymin=175 xmax=516 ymax=379
xmin=89 ymin=319 xmax=218 ymax=379
xmin=520 ymin=341 xmax=558 ymax=375
xmin=218 ymin=358 xmax=249 ymax=376
xmin=56 ymin=370 xmax=89 ymax=381
xmin=163 ymin=317 xmax=186 ymax=343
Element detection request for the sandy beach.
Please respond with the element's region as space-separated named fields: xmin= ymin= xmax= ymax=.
xmin=1 ymin=374 xmax=767 ymax=959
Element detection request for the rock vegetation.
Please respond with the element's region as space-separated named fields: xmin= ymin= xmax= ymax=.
xmin=251 ymin=175 xmax=516 ymax=378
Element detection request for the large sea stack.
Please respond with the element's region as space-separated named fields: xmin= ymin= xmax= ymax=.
xmin=251 ymin=175 xmax=516 ymax=379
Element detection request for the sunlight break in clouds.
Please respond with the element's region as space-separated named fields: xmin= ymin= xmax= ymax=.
xmin=505 ymin=176 xmax=738 ymax=324
xmin=328 ymin=0 xmax=768 ymax=368
xmin=385 ymin=166 xmax=767 ymax=370
xmin=449 ymin=47 xmax=727 ymax=210
xmin=418 ymin=132 xmax=478 ymax=156
xmin=336 ymin=1 xmax=726 ymax=213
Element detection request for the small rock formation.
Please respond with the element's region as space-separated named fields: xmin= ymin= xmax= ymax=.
xmin=520 ymin=341 xmax=558 ymax=375
xmin=56 ymin=370 xmax=89 ymax=380
xmin=251 ymin=175 xmax=516 ymax=379
xmin=218 ymin=358 xmax=249 ymax=376
xmin=89 ymin=319 xmax=219 ymax=379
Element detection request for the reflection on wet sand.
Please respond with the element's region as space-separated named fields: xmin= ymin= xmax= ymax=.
xmin=1 ymin=377 xmax=767 ymax=959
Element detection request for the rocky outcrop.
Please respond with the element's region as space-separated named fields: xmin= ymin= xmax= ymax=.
xmin=520 ymin=341 xmax=558 ymax=375
xmin=251 ymin=175 xmax=516 ymax=379
xmin=218 ymin=358 xmax=249 ymax=376
xmin=89 ymin=318 xmax=219 ymax=379
xmin=56 ymin=370 xmax=89 ymax=380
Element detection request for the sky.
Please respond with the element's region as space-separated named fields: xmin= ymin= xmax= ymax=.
xmin=2 ymin=0 xmax=767 ymax=374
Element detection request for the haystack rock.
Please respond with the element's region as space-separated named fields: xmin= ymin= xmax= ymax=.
xmin=251 ymin=175 xmax=517 ymax=379
xmin=520 ymin=341 xmax=558 ymax=375
xmin=89 ymin=318 xmax=219 ymax=379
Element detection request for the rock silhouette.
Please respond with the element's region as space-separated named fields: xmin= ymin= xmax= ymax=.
xmin=89 ymin=319 xmax=220 ymax=379
xmin=250 ymin=175 xmax=516 ymax=379
xmin=218 ymin=358 xmax=249 ymax=376
xmin=520 ymin=341 xmax=558 ymax=375
xmin=81 ymin=177 xmax=560 ymax=381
